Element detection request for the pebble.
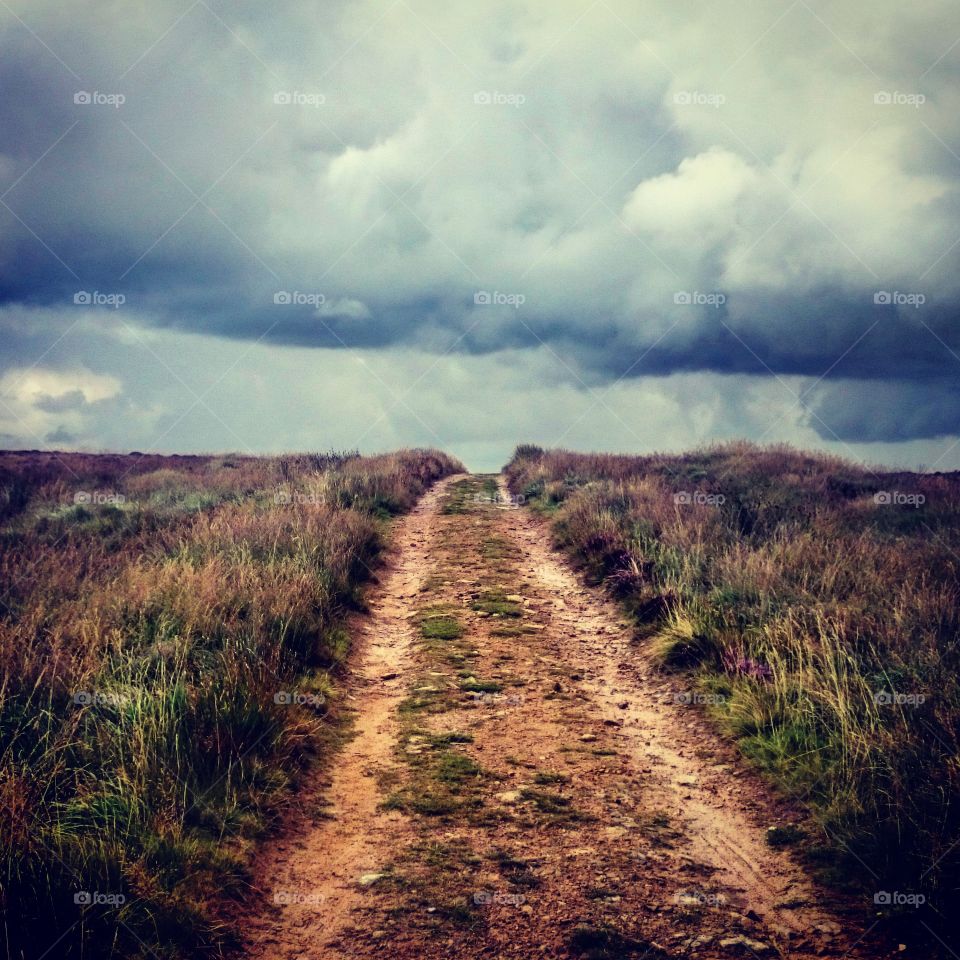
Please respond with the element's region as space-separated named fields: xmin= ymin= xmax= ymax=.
xmin=719 ymin=935 xmax=771 ymax=953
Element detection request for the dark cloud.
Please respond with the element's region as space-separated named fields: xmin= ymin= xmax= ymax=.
xmin=0 ymin=0 xmax=958 ymax=453
xmin=44 ymin=426 xmax=76 ymax=443
xmin=34 ymin=389 xmax=86 ymax=413
xmin=808 ymin=380 xmax=960 ymax=443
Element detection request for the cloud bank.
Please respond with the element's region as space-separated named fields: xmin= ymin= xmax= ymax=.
xmin=0 ymin=0 xmax=958 ymax=467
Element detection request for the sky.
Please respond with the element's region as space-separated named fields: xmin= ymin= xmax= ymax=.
xmin=0 ymin=0 xmax=958 ymax=472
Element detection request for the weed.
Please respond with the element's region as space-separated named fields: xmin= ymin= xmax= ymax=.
xmin=471 ymin=589 xmax=523 ymax=617
xmin=421 ymin=615 xmax=464 ymax=641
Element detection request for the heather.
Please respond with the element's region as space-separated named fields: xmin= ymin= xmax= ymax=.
xmin=0 ymin=448 xmax=460 ymax=959
xmin=506 ymin=442 xmax=960 ymax=940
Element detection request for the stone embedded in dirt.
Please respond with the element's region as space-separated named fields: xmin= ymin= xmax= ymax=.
xmin=719 ymin=935 xmax=772 ymax=953
xmin=617 ymin=700 xmax=629 ymax=709
xmin=579 ymin=733 xmax=597 ymax=742
xmin=380 ymin=672 xmax=399 ymax=681
xmin=497 ymin=790 xmax=522 ymax=803
xmin=676 ymin=774 xmax=698 ymax=786
xmin=358 ymin=872 xmax=386 ymax=887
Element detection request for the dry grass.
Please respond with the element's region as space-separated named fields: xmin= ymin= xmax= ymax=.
xmin=0 ymin=448 xmax=461 ymax=959
xmin=506 ymin=442 xmax=960 ymax=944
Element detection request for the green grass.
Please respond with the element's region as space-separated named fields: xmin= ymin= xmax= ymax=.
xmin=428 ymin=730 xmax=474 ymax=747
xmin=471 ymin=589 xmax=523 ymax=617
xmin=441 ymin=476 xmax=487 ymax=514
xmin=505 ymin=441 xmax=960 ymax=946
xmin=0 ymin=448 xmax=462 ymax=960
xmin=435 ymin=752 xmax=484 ymax=784
xmin=421 ymin=614 xmax=465 ymax=640
xmin=387 ymin=733 xmax=489 ymax=819
xmin=533 ymin=771 xmax=570 ymax=785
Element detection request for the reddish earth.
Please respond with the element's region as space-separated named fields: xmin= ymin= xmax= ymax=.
xmin=242 ymin=475 xmax=887 ymax=959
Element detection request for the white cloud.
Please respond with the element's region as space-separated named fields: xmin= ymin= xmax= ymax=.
xmin=623 ymin=148 xmax=757 ymax=245
xmin=316 ymin=298 xmax=372 ymax=321
xmin=2 ymin=368 xmax=121 ymax=406
xmin=0 ymin=367 xmax=122 ymax=445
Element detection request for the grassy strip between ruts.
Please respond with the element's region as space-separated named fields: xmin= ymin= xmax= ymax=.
xmin=0 ymin=448 xmax=461 ymax=960
xmin=375 ymin=476 xmax=569 ymax=934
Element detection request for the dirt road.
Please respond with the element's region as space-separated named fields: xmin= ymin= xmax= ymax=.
xmin=243 ymin=475 xmax=883 ymax=959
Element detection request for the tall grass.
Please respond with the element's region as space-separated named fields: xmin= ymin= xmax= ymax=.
xmin=506 ymin=442 xmax=960 ymax=944
xmin=0 ymin=448 xmax=460 ymax=959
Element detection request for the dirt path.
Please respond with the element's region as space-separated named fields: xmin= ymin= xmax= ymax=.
xmin=243 ymin=476 xmax=886 ymax=960
xmin=242 ymin=476 xmax=459 ymax=957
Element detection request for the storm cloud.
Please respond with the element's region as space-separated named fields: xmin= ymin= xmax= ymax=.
xmin=0 ymin=0 xmax=958 ymax=465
